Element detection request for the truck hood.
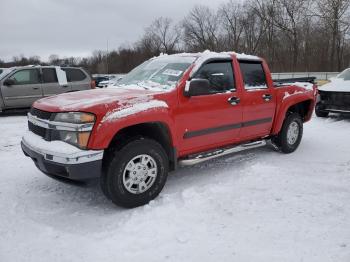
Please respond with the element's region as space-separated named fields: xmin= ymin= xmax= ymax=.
xmin=318 ymin=79 xmax=350 ymax=92
xmin=33 ymin=88 xmax=170 ymax=115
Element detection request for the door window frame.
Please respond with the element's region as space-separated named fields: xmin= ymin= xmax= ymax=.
xmin=190 ymin=58 xmax=236 ymax=95
xmin=7 ymin=68 xmax=41 ymax=85
xmin=238 ymin=60 xmax=268 ymax=91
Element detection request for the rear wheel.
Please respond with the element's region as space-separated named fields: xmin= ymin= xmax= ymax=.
xmin=101 ymin=138 xmax=169 ymax=208
xmin=272 ymin=113 xmax=303 ymax=154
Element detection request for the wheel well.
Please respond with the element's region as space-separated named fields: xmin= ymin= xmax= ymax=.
xmin=287 ymin=100 xmax=312 ymax=120
xmin=103 ymin=122 xmax=177 ymax=171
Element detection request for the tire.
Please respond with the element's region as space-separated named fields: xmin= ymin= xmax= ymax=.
xmin=101 ymin=138 xmax=169 ymax=208
xmin=100 ymin=168 xmax=111 ymax=200
xmin=272 ymin=113 xmax=303 ymax=154
xmin=315 ymin=106 xmax=329 ymax=118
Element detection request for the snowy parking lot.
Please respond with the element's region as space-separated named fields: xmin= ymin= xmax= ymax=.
xmin=0 ymin=113 xmax=349 ymax=262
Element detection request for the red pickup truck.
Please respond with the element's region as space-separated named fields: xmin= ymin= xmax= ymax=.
xmin=21 ymin=51 xmax=317 ymax=208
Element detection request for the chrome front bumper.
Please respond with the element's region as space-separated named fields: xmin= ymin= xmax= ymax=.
xmin=21 ymin=131 xmax=104 ymax=180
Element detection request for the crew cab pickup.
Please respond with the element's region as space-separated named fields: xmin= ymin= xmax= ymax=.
xmin=21 ymin=51 xmax=317 ymax=208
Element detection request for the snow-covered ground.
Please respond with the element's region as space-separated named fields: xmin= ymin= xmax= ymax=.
xmin=0 ymin=114 xmax=349 ymax=262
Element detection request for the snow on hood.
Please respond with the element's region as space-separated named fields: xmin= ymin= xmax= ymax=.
xmin=101 ymin=100 xmax=168 ymax=123
xmin=34 ymin=88 xmax=162 ymax=112
xmin=318 ymin=78 xmax=350 ymax=92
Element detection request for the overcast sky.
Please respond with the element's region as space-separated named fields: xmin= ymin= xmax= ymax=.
xmin=1 ymin=0 xmax=223 ymax=62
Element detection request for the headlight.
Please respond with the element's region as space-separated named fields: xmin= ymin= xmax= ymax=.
xmin=54 ymin=112 xmax=95 ymax=124
xmin=51 ymin=130 xmax=91 ymax=149
xmin=52 ymin=112 xmax=96 ymax=149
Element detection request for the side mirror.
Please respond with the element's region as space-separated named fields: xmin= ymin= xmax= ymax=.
xmin=184 ymin=79 xmax=211 ymax=97
xmin=4 ymin=79 xmax=15 ymax=86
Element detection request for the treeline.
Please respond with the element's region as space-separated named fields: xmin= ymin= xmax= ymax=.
xmin=1 ymin=0 xmax=350 ymax=73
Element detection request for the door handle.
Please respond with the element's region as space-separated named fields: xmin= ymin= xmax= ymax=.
xmin=262 ymin=94 xmax=272 ymax=101
xmin=62 ymin=85 xmax=68 ymax=88
xmin=228 ymin=96 xmax=240 ymax=106
xmin=32 ymin=87 xmax=39 ymax=90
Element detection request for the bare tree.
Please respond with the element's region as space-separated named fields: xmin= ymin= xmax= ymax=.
xmin=182 ymin=5 xmax=221 ymax=51
xmin=316 ymin=0 xmax=350 ymax=70
xmin=270 ymin=0 xmax=310 ymax=70
xmin=3 ymin=0 xmax=350 ymax=73
xmin=241 ymin=3 xmax=266 ymax=54
xmin=48 ymin=54 xmax=60 ymax=65
xmin=139 ymin=17 xmax=180 ymax=55
xmin=251 ymin=0 xmax=278 ymax=68
xmin=219 ymin=0 xmax=244 ymax=51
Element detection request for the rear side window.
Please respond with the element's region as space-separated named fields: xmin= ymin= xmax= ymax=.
xmin=62 ymin=68 xmax=87 ymax=82
xmin=239 ymin=61 xmax=267 ymax=89
xmin=194 ymin=61 xmax=235 ymax=94
xmin=9 ymin=69 xmax=40 ymax=85
xmin=42 ymin=68 xmax=58 ymax=83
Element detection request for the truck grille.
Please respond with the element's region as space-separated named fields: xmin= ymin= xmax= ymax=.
xmin=319 ymin=90 xmax=350 ymax=107
xmin=28 ymin=121 xmax=47 ymax=139
xmin=28 ymin=107 xmax=52 ymax=140
xmin=29 ymin=107 xmax=52 ymax=120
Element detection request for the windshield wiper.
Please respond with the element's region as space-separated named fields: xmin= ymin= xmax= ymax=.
xmin=136 ymin=82 xmax=150 ymax=90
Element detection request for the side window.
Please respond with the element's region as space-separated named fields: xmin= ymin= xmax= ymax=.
xmin=42 ymin=68 xmax=58 ymax=83
xmin=239 ymin=61 xmax=267 ymax=90
xmin=9 ymin=69 xmax=40 ymax=85
xmin=62 ymin=68 xmax=86 ymax=82
xmin=194 ymin=61 xmax=235 ymax=94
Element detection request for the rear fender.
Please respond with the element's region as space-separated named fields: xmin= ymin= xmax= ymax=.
xmin=272 ymin=93 xmax=315 ymax=135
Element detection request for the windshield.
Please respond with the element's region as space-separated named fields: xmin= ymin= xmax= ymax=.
xmin=337 ymin=69 xmax=350 ymax=80
xmin=116 ymin=56 xmax=196 ymax=91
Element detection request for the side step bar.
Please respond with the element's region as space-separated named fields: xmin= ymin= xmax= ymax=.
xmin=178 ymin=140 xmax=267 ymax=166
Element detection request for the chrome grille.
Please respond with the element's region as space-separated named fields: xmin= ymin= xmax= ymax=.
xmin=28 ymin=108 xmax=51 ymax=140
xmin=29 ymin=107 xmax=52 ymax=120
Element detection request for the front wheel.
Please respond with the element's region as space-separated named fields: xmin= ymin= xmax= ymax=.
xmin=272 ymin=113 xmax=303 ymax=154
xmin=315 ymin=105 xmax=329 ymax=118
xmin=101 ymin=138 xmax=169 ymax=208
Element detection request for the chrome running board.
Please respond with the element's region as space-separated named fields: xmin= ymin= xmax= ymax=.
xmin=179 ymin=140 xmax=267 ymax=166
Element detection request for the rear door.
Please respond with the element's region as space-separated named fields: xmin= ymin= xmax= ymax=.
xmin=176 ymin=60 xmax=243 ymax=154
xmin=238 ymin=60 xmax=276 ymax=140
xmin=62 ymin=68 xmax=90 ymax=91
xmin=42 ymin=67 xmax=70 ymax=97
xmin=1 ymin=68 xmax=43 ymax=108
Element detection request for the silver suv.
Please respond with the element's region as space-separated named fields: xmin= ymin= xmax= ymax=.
xmin=0 ymin=66 xmax=94 ymax=112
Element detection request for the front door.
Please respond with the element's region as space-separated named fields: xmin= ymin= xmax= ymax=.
xmin=1 ymin=68 xmax=42 ymax=108
xmin=176 ymin=60 xmax=243 ymax=155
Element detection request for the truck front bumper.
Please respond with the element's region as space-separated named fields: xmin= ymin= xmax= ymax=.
xmin=21 ymin=131 xmax=104 ymax=180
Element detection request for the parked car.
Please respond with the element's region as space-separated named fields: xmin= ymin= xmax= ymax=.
xmin=93 ymin=76 xmax=109 ymax=87
xmin=21 ymin=51 xmax=316 ymax=208
xmin=98 ymin=76 xmax=117 ymax=88
xmin=0 ymin=66 xmax=95 ymax=112
xmin=316 ymin=68 xmax=350 ymax=117
xmin=99 ymin=75 xmax=125 ymax=88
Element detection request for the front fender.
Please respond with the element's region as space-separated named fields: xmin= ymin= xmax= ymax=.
xmin=88 ymin=107 xmax=176 ymax=150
